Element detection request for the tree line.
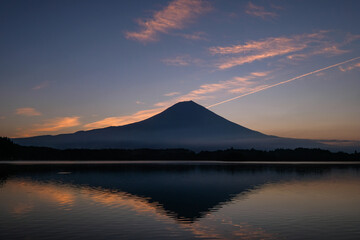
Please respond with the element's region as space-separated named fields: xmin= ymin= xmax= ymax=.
xmin=1 ymin=137 xmax=359 ymax=161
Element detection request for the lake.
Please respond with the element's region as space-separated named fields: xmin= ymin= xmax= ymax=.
xmin=1 ymin=161 xmax=360 ymax=240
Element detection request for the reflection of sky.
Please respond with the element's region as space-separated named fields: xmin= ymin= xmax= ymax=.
xmin=1 ymin=170 xmax=360 ymax=240
xmin=0 ymin=0 xmax=360 ymax=141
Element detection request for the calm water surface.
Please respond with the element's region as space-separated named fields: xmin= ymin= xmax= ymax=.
xmin=0 ymin=161 xmax=360 ymax=240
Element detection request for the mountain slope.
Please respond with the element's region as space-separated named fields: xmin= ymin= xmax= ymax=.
xmin=13 ymin=101 xmax=324 ymax=150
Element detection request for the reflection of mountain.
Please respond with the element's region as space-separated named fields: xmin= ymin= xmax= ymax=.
xmin=13 ymin=101 xmax=324 ymax=150
xmin=3 ymin=163 xmax=353 ymax=222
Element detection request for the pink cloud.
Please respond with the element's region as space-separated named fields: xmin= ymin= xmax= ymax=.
xmin=154 ymin=71 xmax=271 ymax=107
xmin=15 ymin=108 xmax=42 ymax=116
xmin=339 ymin=62 xmax=360 ymax=72
xmin=32 ymin=81 xmax=49 ymax=90
xmin=125 ymin=0 xmax=211 ymax=42
xmin=209 ymin=31 xmax=333 ymax=69
xmin=164 ymin=91 xmax=180 ymax=97
xmin=162 ymin=55 xmax=202 ymax=66
xmin=177 ymin=31 xmax=207 ymax=40
xmin=84 ymin=108 xmax=164 ymax=129
xmin=245 ymin=2 xmax=277 ymax=19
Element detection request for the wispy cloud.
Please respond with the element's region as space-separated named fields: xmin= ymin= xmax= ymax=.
xmin=154 ymin=71 xmax=271 ymax=107
xmin=15 ymin=108 xmax=42 ymax=116
xmin=339 ymin=62 xmax=360 ymax=72
xmin=207 ymin=56 xmax=360 ymax=108
xmin=32 ymin=81 xmax=49 ymax=90
xmin=209 ymin=31 xmax=340 ymax=69
xmin=125 ymin=0 xmax=211 ymax=42
xmin=164 ymin=91 xmax=180 ymax=97
xmin=17 ymin=116 xmax=81 ymax=137
xmin=33 ymin=117 xmax=81 ymax=132
xmin=287 ymin=45 xmax=349 ymax=60
xmin=245 ymin=2 xmax=278 ymax=19
xmin=84 ymin=108 xmax=164 ymax=130
xmin=162 ymin=55 xmax=201 ymax=66
xmin=177 ymin=31 xmax=207 ymax=40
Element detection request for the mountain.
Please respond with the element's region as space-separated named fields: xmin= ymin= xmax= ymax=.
xmin=13 ymin=101 xmax=325 ymax=150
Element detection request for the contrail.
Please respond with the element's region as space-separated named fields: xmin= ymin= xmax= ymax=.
xmin=207 ymin=56 xmax=360 ymax=108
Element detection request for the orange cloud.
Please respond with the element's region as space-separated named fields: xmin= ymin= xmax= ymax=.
xmin=15 ymin=107 xmax=42 ymax=116
xmin=32 ymin=116 xmax=81 ymax=132
xmin=125 ymin=0 xmax=211 ymax=42
xmin=245 ymin=2 xmax=277 ymax=19
xmin=84 ymin=108 xmax=164 ymax=129
xmin=209 ymin=31 xmax=331 ymax=69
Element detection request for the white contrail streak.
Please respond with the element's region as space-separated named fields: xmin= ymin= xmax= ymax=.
xmin=207 ymin=56 xmax=360 ymax=108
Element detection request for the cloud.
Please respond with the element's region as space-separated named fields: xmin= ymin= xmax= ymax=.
xmin=162 ymin=55 xmax=202 ymax=66
xmin=32 ymin=81 xmax=49 ymax=90
xmin=125 ymin=0 xmax=211 ymax=42
xmin=339 ymin=62 xmax=360 ymax=72
xmin=207 ymin=56 xmax=360 ymax=108
xmin=136 ymin=101 xmax=145 ymax=105
xmin=154 ymin=71 xmax=271 ymax=107
xmin=177 ymin=31 xmax=207 ymax=40
xmin=15 ymin=108 xmax=42 ymax=116
xmin=164 ymin=91 xmax=180 ymax=97
xmin=17 ymin=116 xmax=82 ymax=137
xmin=287 ymin=45 xmax=349 ymax=61
xmin=245 ymin=2 xmax=278 ymax=19
xmin=32 ymin=117 xmax=81 ymax=132
xmin=84 ymin=108 xmax=164 ymax=130
xmin=209 ymin=31 xmax=336 ymax=69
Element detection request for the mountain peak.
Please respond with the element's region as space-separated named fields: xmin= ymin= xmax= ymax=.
xmin=164 ymin=100 xmax=206 ymax=113
xmin=168 ymin=100 xmax=202 ymax=109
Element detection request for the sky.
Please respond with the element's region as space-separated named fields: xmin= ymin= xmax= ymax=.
xmin=1 ymin=0 xmax=360 ymax=141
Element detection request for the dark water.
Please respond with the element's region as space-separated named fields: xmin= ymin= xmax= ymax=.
xmin=1 ymin=161 xmax=360 ymax=240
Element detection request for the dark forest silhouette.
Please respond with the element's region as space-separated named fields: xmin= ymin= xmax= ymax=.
xmin=1 ymin=137 xmax=359 ymax=161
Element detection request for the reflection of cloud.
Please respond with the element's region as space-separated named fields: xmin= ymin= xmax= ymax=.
xmin=210 ymin=31 xmax=328 ymax=69
xmin=245 ymin=2 xmax=277 ymax=19
xmin=84 ymin=108 xmax=164 ymax=129
xmin=11 ymin=180 xmax=75 ymax=210
xmin=125 ymin=0 xmax=211 ymax=42
xmin=15 ymin=107 xmax=42 ymax=116
xmin=12 ymin=203 xmax=34 ymax=215
xmin=8 ymin=179 xmax=277 ymax=239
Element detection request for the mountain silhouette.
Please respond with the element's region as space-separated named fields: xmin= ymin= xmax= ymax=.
xmin=13 ymin=101 xmax=324 ymax=150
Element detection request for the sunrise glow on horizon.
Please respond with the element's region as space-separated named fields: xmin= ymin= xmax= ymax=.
xmin=1 ymin=0 xmax=360 ymax=141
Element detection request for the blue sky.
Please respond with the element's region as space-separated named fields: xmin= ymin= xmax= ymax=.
xmin=1 ymin=0 xmax=360 ymax=141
